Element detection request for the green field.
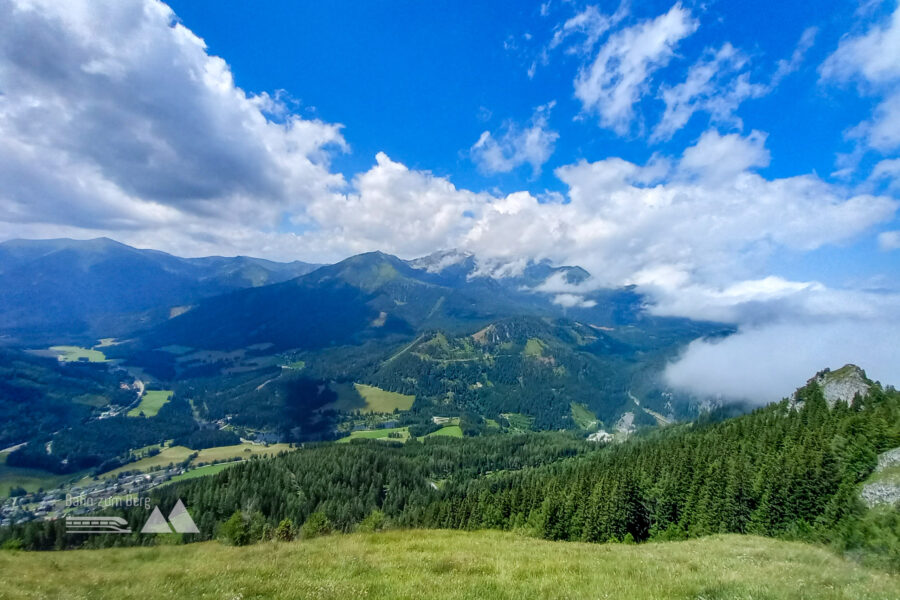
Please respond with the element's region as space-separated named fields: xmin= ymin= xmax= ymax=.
xmin=95 ymin=443 xmax=293 ymax=479
xmin=570 ymin=402 xmax=598 ymax=430
xmin=127 ymin=390 xmax=174 ymax=417
xmin=501 ymin=413 xmax=534 ymax=431
xmin=2 ymin=530 xmax=898 ymax=599
xmin=166 ymin=462 xmax=238 ymax=483
xmin=0 ymin=457 xmax=84 ymax=496
xmin=328 ymin=383 xmax=415 ymax=414
xmin=337 ymin=426 xmax=410 ymax=443
xmin=353 ymin=383 xmax=415 ymax=413
xmin=523 ymin=337 xmax=546 ymax=357
xmin=424 ymin=425 xmax=463 ymax=438
xmin=48 ymin=345 xmax=108 ymax=362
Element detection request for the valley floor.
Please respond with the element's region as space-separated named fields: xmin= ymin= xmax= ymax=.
xmin=2 ymin=530 xmax=899 ymax=599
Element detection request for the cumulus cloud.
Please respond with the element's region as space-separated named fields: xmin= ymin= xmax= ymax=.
xmin=665 ymin=317 xmax=900 ymax=404
xmin=575 ymin=3 xmax=698 ymax=134
xmin=0 ymin=0 xmax=346 ymax=256
xmin=470 ymin=103 xmax=559 ymax=176
xmin=679 ymin=129 xmax=770 ymax=182
xmin=821 ymin=2 xmax=900 ymax=152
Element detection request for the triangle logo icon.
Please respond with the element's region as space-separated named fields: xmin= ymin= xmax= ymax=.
xmin=140 ymin=506 xmax=174 ymax=533
xmin=168 ymin=498 xmax=200 ymax=533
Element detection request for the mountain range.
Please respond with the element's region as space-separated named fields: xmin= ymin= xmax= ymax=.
xmin=0 ymin=237 xmax=319 ymax=343
xmin=0 ymin=237 xmax=732 ymax=473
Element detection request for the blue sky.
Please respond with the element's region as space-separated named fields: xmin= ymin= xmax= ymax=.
xmin=0 ymin=0 xmax=898 ymax=396
xmin=160 ymin=0 xmax=898 ymax=288
xmin=163 ymin=0 xmax=858 ymax=185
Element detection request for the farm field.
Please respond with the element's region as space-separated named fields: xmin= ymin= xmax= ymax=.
xmin=2 ymin=530 xmax=899 ymax=599
xmin=94 ymin=443 xmax=292 ymax=479
xmin=352 ymin=383 xmax=415 ymax=413
xmin=48 ymin=345 xmax=108 ymax=362
xmin=127 ymin=390 xmax=173 ymax=417
xmin=337 ymin=426 xmax=410 ymax=443
xmin=326 ymin=383 xmax=415 ymax=414
xmin=166 ymin=461 xmax=237 ymax=483
xmin=424 ymin=425 xmax=463 ymax=438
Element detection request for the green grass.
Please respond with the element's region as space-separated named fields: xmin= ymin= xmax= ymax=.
xmin=570 ymin=402 xmax=598 ymax=430
xmin=166 ymin=462 xmax=238 ymax=483
xmin=94 ymin=443 xmax=293 ymax=479
xmin=424 ymin=425 xmax=463 ymax=438
xmin=2 ymin=530 xmax=899 ymax=599
xmin=337 ymin=427 xmax=410 ymax=443
xmin=523 ymin=337 xmax=546 ymax=357
xmin=127 ymin=390 xmax=173 ymax=417
xmin=0 ymin=463 xmax=84 ymax=496
xmin=193 ymin=443 xmax=291 ymax=463
xmin=48 ymin=345 xmax=107 ymax=362
xmin=501 ymin=413 xmax=534 ymax=432
xmin=353 ymin=384 xmax=415 ymax=413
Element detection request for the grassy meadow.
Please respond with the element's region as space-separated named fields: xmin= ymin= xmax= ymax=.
xmin=0 ymin=451 xmax=84 ymax=496
xmin=353 ymin=383 xmax=415 ymax=413
xmin=94 ymin=443 xmax=293 ymax=479
xmin=48 ymin=345 xmax=108 ymax=362
xmin=127 ymin=390 xmax=173 ymax=417
xmin=166 ymin=461 xmax=237 ymax=483
xmin=2 ymin=530 xmax=899 ymax=599
xmin=327 ymin=382 xmax=415 ymax=414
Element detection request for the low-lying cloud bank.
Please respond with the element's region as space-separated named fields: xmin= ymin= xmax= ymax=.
xmin=664 ymin=318 xmax=900 ymax=405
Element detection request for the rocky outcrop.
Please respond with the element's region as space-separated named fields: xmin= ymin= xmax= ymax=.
xmin=861 ymin=483 xmax=900 ymax=507
xmin=792 ymin=364 xmax=871 ymax=409
xmin=815 ymin=364 xmax=871 ymax=407
xmin=860 ymin=446 xmax=900 ymax=508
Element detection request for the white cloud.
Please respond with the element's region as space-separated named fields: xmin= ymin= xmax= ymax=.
xmin=665 ymin=317 xmax=900 ymax=404
xmin=654 ymin=28 xmax=817 ymax=142
xmin=653 ymin=45 xmax=766 ymax=142
xmin=821 ymin=2 xmax=900 ymax=152
xmin=470 ymin=103 xmax=559 ymax=176
xmin=552 ymin=293 xmax=597 ymax=308
xmin=679 ymin=129 xmax=770 ymax=183
xmin=0 ymin=0 xmax=346 ymax=257
xmin=575 ymin=3 xmax=698 ymax=134
xmin=771 ymin=27 xmax=819 ymax=85
xmin=879 ymin=229 xmax=900 ymax=250
xmin=549 ymin=4 xmax=628 ymax=55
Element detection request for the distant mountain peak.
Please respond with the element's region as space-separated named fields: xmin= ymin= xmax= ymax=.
xmin=408 ymin=249 xmax=474 ymax=274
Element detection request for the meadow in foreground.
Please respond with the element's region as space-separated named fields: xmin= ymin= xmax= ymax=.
xmin=2 ymin=529 xmax=900 ymax=600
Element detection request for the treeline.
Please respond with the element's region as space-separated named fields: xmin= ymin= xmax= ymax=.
xmin=410 ymin=381 xmax=900 ymax=566
xmin=0 ymin=432 xmax=592 ymax=549
xmin=4 ymin=380 xmax=899 ymax=567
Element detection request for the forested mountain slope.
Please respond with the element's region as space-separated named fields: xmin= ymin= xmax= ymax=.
xmin=5 ymin=368 xmax=898 ymax=568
